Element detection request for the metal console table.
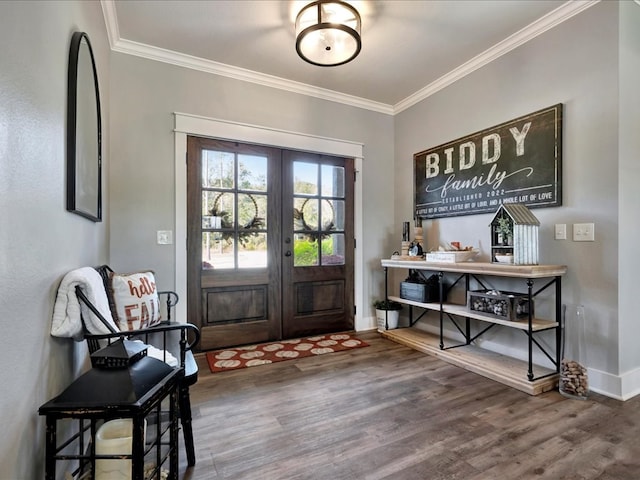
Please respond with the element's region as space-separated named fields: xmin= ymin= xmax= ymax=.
xmin=382 ymin=259 xmax=567 ymax=385
xmin=39 ymin=356 xmax=181 ymax=480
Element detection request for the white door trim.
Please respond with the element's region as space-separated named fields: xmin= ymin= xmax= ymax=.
xmin=173 ymin=113 xmax=366 ymax=331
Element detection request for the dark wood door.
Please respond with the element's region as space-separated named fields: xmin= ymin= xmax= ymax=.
xmin=187 ymin=137 xmax=282 ymax=350
xmin=187 ymin=137 xmax=354 ymax=350
xmin=281 ymin=151 xmax=354 ymax=338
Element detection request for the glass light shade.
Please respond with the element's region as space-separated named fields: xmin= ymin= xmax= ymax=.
xmin=295 ymin=1 xmax=361 ymax=67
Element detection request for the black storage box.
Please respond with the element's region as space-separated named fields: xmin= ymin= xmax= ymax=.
xmin=467 ymin=289 xmax=533 ymax=321
xmin=400 ymin=274 xmax=444 ymax=303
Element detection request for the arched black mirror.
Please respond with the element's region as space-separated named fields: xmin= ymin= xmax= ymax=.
xmin=67 ymin=31 xmax=102 ymax=222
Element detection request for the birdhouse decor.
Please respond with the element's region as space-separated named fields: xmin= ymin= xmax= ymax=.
xmin=490 ymin=203 xmax=540 ymax=265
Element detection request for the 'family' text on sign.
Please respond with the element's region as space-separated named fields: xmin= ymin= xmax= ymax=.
xmin=414 ymin=104 xmax=562 ymax=219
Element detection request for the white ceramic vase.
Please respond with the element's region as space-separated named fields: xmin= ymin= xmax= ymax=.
xmin=376 ymin=309 xmax=399 ymax=330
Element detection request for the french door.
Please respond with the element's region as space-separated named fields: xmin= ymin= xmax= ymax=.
xmin=187 ymin=137 xmax=354 ymax=351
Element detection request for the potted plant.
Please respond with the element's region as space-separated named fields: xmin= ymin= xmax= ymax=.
xmin=495 ymin=216 xmax=513 ymax=246
xmin=373 ymin=299 xmax=403 ymax=330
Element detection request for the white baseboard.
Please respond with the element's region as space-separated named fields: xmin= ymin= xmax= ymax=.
xmin=356 ymin=315 xmax=378 ymax=332
xmin=620 ymin=366 xmax=640 ymax=400
xmin=588 ymin=365 xmax=640 ymax=401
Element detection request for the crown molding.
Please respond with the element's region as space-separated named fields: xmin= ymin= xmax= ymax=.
xmin=100 ymin=1 xmax=392 ymax=114
xmin=100 ymin=0 xmax=119 ymax=49
xmin=113 ymin=37 xmax=395 ymax=115
xmin=101 ymin=0 xmax=598 ymax=117
xmin=393 ymin=0 xmax=599 ymax=114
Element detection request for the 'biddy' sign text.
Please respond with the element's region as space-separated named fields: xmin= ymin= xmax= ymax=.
xmin=414 ymin=104 xmax=562 ymax=219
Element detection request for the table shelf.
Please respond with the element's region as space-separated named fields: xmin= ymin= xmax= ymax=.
xmin=381 ymin=328 xmax=558 ymax=395
xmin=381 ymin=259 xmax=566 ymax=392
xmin=381 ymin=259 xmax=567 ymax=278
xmin=387 ymin=295 xmax=558 ymax=332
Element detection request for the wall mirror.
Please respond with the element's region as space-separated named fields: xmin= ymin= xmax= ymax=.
xmin=67 ymin=31 xmax=102 ymax=222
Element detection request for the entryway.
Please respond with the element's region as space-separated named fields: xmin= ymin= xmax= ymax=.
xmin=187 ymin=136 xmax=354 ymax=350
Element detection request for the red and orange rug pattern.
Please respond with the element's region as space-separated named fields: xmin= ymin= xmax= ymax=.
xmin=205 ymin=333 xmax=369 ymax=373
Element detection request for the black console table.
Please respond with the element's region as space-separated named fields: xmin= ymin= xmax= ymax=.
xmin=39 ymin=356 xmax=181 ymax=480
xmin=381 ymin=259 xmax=567 ymax=395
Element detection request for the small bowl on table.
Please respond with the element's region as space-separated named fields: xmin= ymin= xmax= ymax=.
xmin=494 ymin=254 xmax=514 ymax=264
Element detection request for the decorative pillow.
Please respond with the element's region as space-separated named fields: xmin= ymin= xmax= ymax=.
xmin=108 ymin=271 xmax=162 ymax=331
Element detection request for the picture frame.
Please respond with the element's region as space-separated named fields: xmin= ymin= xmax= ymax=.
xmin=66 ymin=31 xmax=102 ymax=222
xmin=414 ymin=104 xmax=562 ymax=220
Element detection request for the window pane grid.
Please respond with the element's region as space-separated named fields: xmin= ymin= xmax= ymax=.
xmin=202 ymin=151 xmax=268 ymax=270
xmin=292 ymin=161 xmax=345 ymax=267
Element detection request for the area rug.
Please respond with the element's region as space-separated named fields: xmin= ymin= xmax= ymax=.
xmin=206 ymin=333 xmax=369 ymax=373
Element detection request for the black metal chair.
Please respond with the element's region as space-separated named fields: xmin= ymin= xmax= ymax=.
xmin=75 ymin=265 xmax=200 ymax=466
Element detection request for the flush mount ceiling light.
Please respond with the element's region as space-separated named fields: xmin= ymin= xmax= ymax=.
xmin=295 ymin=0 xmax=362 ymax=67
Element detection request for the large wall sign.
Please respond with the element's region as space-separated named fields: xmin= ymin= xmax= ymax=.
xmin=414 ymin=104 xmax=562 ymax=219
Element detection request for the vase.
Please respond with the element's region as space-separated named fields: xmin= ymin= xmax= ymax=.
xmin=376 ymin=309 xmax=399 ymax=331
xmin=560 ymin=304 xmax=589 ymax=400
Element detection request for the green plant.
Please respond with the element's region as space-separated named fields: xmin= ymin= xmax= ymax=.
xmin=293 ymin=238 xmax=336 ymax=266
xmin=495 ymin=216 xmax=512 ymax=237
xmin=373 ymin=299 xmax=403 ymax=311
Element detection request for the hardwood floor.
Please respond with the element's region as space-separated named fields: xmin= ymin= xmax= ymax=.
xmin=178 ymin=332 xmax=640 ymax=479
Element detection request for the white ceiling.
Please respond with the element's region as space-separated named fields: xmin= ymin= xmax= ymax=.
xmin=102 ymin=0 xmax=597 ymax=114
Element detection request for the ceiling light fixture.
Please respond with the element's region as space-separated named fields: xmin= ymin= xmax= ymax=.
xmin=295 ymin=0 xmax=361 ymax=67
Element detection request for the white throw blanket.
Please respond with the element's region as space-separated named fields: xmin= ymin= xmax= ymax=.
xmin=51 ymin=267 xmax=119 ymax=340
xmin=51 ymin=267 xmax=178 ymax=366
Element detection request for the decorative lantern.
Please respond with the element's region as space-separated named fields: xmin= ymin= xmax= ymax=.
xmin=490 ymin=203 xmax=540 ymax=265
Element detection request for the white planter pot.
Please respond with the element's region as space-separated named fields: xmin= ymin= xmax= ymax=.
xmin=376 ymin=309 xmax=399 ymax=330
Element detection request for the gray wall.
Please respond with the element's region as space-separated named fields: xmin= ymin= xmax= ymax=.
xmin=618 ymin=0 xmax=640 ymax=376
xmin=108 ymin=52 xmax=396 ymax=320
xmin=0 ymin=1 xmax=110 ymax=478
xmin=395 ymin=1 xmax=639 ymax=397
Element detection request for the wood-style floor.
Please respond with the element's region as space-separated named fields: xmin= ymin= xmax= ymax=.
xmin=178 ymin=332 xmax=640 ymax=479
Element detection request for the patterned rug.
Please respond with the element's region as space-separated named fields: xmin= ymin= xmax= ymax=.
xmin=205 ymin=333 xmax=369 ymax=373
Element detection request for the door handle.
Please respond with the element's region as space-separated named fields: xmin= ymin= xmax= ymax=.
xmin=285 ymin=251 xmax=292 ymax=257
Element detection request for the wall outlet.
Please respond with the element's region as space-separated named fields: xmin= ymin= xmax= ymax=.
xmin=573 ymin=223 xmax=595 ymax=242
xmin=157 ymin=230 xmax=173 ymax=245
xmin=554 ymin=224 xmax=567 ymax=240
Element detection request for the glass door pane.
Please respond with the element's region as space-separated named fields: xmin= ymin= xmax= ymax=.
xmin=201 ymin=150 xmax=268 ymax=270
xmin=292 ymin=161 xmax=345 ymax=267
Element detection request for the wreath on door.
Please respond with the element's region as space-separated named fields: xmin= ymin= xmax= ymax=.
xmin=208 ymin=193 xmax=265 ymax=246
xmin=293 ymin=198 xmax=335 ymax=242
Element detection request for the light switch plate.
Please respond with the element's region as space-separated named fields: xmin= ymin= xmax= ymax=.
xmin=573 ymin=223 xmax=595 ymax=242
xmin=554 ymin=224 xmax=567 ymax=240
xmin=157 ymin=230 xmax=173 ymax=245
